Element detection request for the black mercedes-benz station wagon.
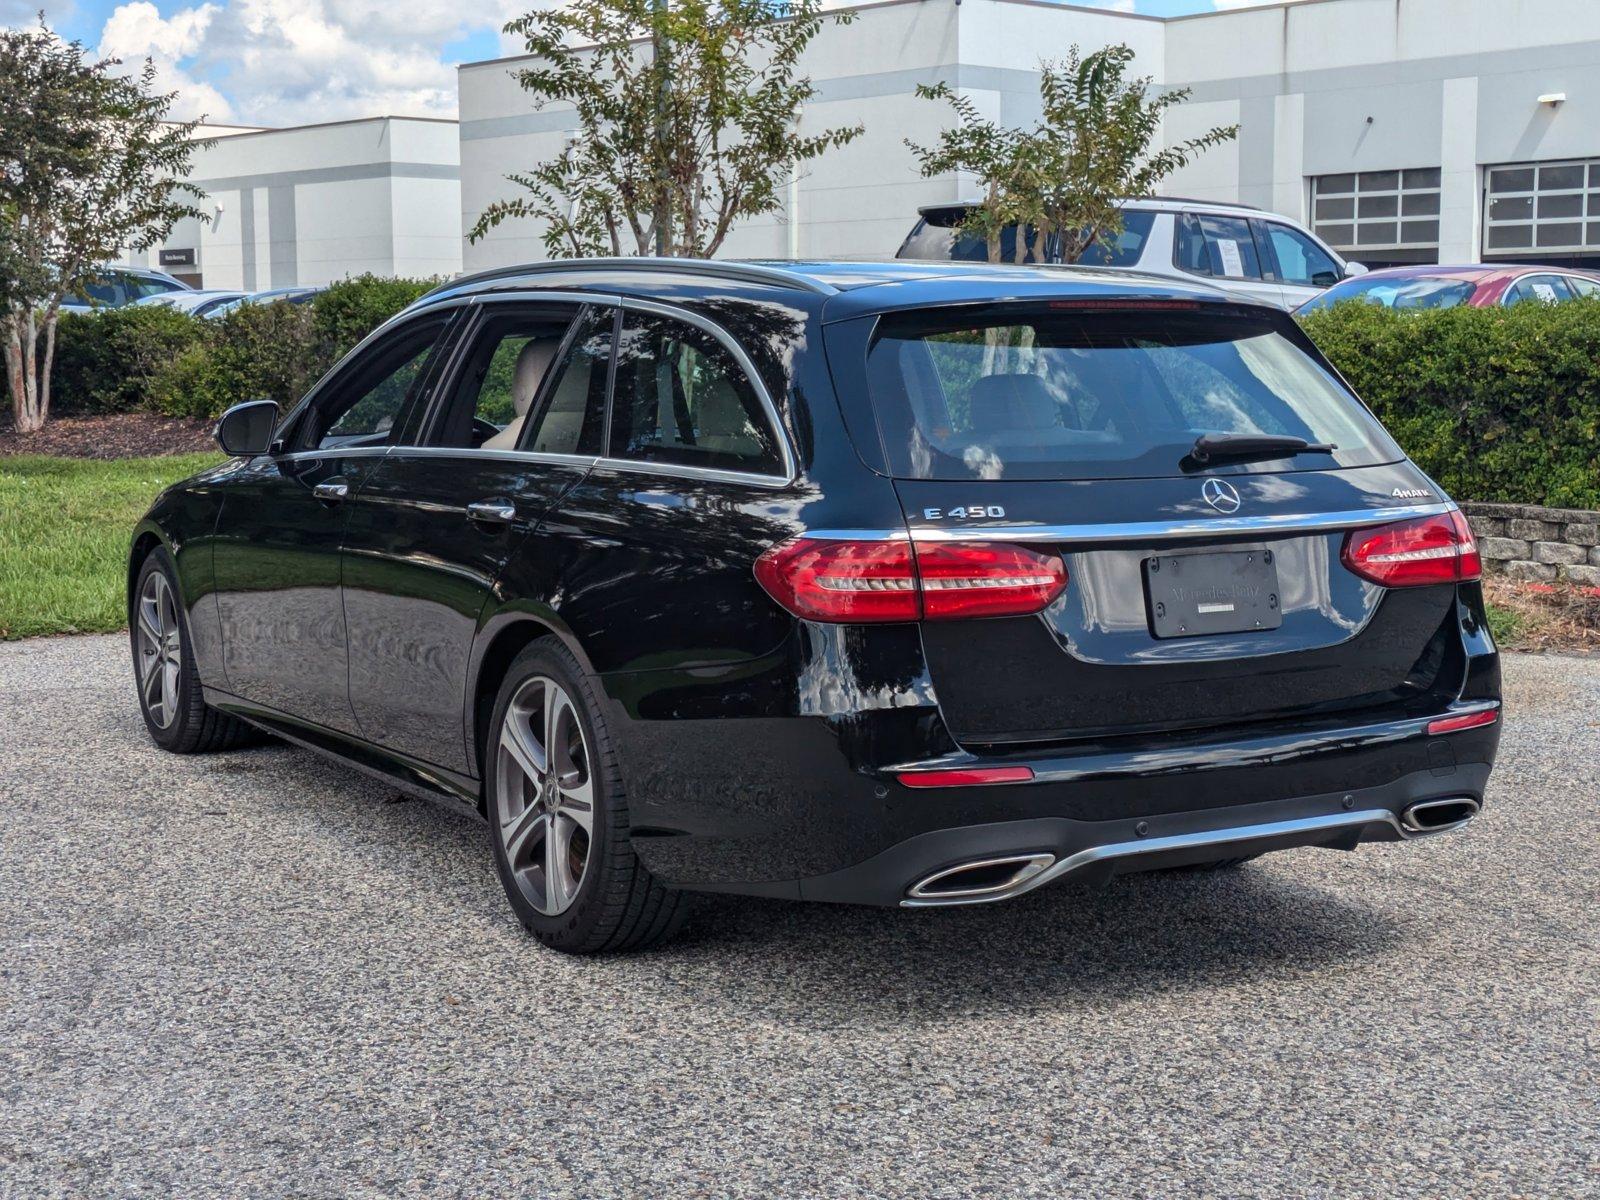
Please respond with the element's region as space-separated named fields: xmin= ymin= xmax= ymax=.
xmin=129 ymin=259 xmax=1501 ymax=953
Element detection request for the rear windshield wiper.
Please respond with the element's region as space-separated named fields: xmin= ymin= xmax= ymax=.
xmin=1184 ymin=432 xmax=1337 ymax=469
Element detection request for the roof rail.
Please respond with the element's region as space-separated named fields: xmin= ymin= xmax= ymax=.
xmin=423 ymin=257 xmax=837 ymax=300
xmin=918 ymin=196 xmax=1264 ymax=216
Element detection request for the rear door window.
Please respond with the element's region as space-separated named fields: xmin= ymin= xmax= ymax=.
xmin=608 ymin=310 xmax=785 ymax=477
xmin=1505 ymin=275 xmax=1574 ymax=305
xmin=860 ymin=306 xmax=1399 ymax=481
xmin=1175 ymin=213 xmax=1264 ymax=280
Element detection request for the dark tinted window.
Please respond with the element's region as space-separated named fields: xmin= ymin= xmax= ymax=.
xmin=862 ymin=307 xmax=1397 ymax=481
xmin=305 ymin=315 xmax=452 ymax=450
xmin=897 ymin=210 xmax=1154 ymax=266
xmin=527 ymin=311 xmax=611 ymax=456
xmin=609 ymin=311 xmax=783 ymax=476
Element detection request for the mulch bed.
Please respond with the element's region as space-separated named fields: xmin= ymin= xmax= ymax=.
xmin=0 ymin=411 xmax=214 ymax=459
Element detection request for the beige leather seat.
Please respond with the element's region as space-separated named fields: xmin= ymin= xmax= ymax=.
xmin=481 ymin=337 xmax=562 ymax=451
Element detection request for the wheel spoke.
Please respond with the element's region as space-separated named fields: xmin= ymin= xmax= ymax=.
xmin=161 ymin=660 xmax=179 ymax=722
xmin=500 ymin=712 xmax=546 ymax=782
xmin=137 ymin=603 xmax=161 ymax=647
xmin=542 ymin=678 xmax=560 ymax=766
xmin=141 ymin=650 xmax=164 ymax=709
xmin=557 ymin=777 xmax=593 ymax=831
xmin=544 ymin=813 xmax=578 ymax=913
xmin=503 ymin=805 xmax=547 ymax=866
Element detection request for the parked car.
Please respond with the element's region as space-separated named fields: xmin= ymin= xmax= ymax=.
xmin=204 ymin=285 xmax=324 ymax=318
xmin=130 ymin=289 xmax=247 ymax=318
xmin=60 ymin=267 xmax=190 ymax=313
xmin=897 ymin=197 xmax=1365 ymax=310
xmin=1297 ymin=264 xmax=1600 ymax=313
xmin=129 ymin=258 xmax=1500 ymax=954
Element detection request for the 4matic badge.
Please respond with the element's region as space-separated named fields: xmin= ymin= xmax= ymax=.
xmin=1392 ymin=487 xmax=1434 ymax=499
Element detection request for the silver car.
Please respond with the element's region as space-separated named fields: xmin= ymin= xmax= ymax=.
xmin=896 ymin=197 xmax=1366 ymax=310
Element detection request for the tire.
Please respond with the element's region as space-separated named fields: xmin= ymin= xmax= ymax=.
xmin=486 ymin=638 xmax=688 ymax=954
xmin=131 ymin=547 xmax=258 ymax=754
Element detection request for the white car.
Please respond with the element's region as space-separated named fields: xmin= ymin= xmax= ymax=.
xmin=130 ymin=289 xmax=246 ymax=318
xmin=896 ymin=197 xmax=1366 ymax=310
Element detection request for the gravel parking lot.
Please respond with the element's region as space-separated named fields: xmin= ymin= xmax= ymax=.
xmin=3 ymin=634 xmax=1597 ymax=1198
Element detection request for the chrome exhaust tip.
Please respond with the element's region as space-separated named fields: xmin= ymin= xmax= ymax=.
xmin=1400 ymin=797 xmax=1481 ymax=836
xmin=905 ymin=853 xmax=1056 ymax=905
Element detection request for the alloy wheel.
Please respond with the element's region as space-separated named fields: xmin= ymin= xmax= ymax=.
xmin=136 ymin=571 xmax=182 ymax=729
xmin=496 ymin=675 xmax=595 ymax=916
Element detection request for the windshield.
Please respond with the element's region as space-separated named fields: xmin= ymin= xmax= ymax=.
xmin=1299 ymin=276 xmax=1477 ymax=313
xmin=863 ymin=307 xmax=1400 ymax=481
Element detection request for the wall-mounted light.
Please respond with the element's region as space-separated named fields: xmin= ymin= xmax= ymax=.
xmin=1538 ymin=92 xmax=1567 ymax=107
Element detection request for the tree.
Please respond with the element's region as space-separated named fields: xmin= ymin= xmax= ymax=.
xmin=908 ymin=45 xmax=1238 ymax=265
xmin=470 ymin=0 xmax=863 ymax=259
xmin=0 ymin=23 xmax=207 ymax=432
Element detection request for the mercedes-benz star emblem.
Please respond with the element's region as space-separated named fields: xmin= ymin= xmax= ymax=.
xmin=1201 ymin=478 xmax=1242 ymax=514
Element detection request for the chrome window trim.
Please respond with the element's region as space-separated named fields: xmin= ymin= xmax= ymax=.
xmin=803 ymin=502 xmax=1455 ymax=544
xmin=378 ymin=445 xmax=600 ymax=469
xmin=271 ymin=445 xmax=395 ymax=464
xmin=590 ymin=455 xmax=791 ymax=491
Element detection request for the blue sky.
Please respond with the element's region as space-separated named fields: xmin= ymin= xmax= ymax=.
xmin=3 ymin=0 xmax=1264 ymax=127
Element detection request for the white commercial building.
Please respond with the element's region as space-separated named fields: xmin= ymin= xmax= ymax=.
xmin=123 ymin=116 xmax=463 ymax=289
xmin=458 ymin=0 xmax=1600 ymax=271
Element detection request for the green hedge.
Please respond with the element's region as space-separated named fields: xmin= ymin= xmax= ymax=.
xmin=54 ymin=305 xmax=210 ymax=415
xmin=53 ymin=272 xmax=439 ymax=420
xmin=1300 ymin=299 xmax=1600 ymax=510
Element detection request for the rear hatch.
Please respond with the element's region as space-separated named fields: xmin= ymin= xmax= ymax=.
xmin=826 ymin=297 xmax=1473 ymax=748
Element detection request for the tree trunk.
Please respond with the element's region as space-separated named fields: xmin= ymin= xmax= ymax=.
xmin=38 ymin=310 xmax=58 ymax=427
xmin=4 ymin=312 xmax=46 ymax=434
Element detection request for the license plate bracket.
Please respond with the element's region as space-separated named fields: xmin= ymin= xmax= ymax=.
xmin=1143 ymin=548 xmax=1283 ymax=639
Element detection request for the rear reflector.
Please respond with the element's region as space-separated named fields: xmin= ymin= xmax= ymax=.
xmin=1427 ymin=708 xmax=1499 ymax=735
xmin=754 ymin=537 xmax=1066 ymax=623
xmin=1342 ymin=510 xmax=1481 ymax=587
xmin=897 ymin=766 xmax=1036 ymax=788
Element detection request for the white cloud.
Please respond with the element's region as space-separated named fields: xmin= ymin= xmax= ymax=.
xmin=1211 ymin=0 xmax=1282 ymax=8
xmin=94 ymin=0 xmax=526 ymax=126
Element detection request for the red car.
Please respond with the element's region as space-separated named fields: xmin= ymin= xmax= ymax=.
xmin=1298 ymin=264 xmax=1600 ymax=313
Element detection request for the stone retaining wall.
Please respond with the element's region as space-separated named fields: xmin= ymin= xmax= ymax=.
xmin=1460 ymin=502 xmax=1600 ymax=585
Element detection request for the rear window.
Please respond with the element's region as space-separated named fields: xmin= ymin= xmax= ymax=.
xmin=896 ymin=211 xmax=1153 ymax=267
xmin=1299 ymin=276 xmax=1476 ymax=313
xmin=862 ymin=307 xmax=1400 ymax=481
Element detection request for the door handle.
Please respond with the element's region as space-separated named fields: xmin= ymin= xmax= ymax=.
xmin=467 ymin=498 xmax=517 ymax=526
xmin=313 ymin=479 xmax=350 ymax=503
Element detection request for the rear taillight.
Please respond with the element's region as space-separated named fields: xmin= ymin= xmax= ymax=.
xmin=753 ymin=537 xmax=1066 ymax=623
xmin=1341 ymin=510 xmax=1481 ymax=588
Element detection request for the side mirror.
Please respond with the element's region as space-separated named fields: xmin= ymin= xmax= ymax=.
xmin=1343 ymin=261 xmax=1370 ymax=279
xmin=214 ymin=399 xmax=279 ymax=457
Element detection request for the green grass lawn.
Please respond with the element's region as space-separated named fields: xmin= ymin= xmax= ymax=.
xmin=0 ymin=453 xmax=222 ymax=639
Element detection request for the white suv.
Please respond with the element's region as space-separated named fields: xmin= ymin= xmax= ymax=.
xmin=895 ymin=197 xmax=1366 ymax=310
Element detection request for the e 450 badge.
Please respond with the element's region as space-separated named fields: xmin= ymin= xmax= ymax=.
xmin=923 ymin=505 xmax=1006 ymax=520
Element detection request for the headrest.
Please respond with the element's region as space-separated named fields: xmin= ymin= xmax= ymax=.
xmin=511 ymin=338 xmax=562 ymax=417
xmin=967 ymin=373 xmax=1060 ymax=434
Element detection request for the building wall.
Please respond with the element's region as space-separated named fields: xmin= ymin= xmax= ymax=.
xmin=124 ymin=117 xmax=463 ymax=288
xmin=1160 ymin=0 xmax=1600 ymax=264
xmin=457 ymin=0 xmax=1162 ymax=268
xmin=452 ymin=0 xmax=1600 ymax=273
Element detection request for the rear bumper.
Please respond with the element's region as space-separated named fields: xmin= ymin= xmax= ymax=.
xmin=789 ymin=764 xmax=1489 ymax=907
